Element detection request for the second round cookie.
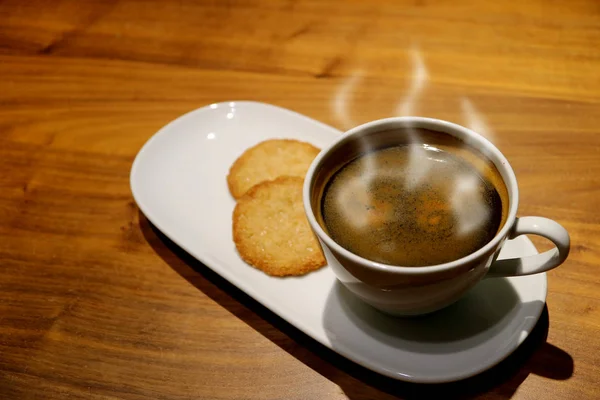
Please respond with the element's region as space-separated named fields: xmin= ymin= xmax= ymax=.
xmin=232 ymin=176 xmax=326 ymax=277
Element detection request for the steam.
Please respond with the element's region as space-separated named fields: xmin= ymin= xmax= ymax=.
xmin=327 ymin=48 xmax=496 ymax=244
xmin=395 ymin=46 xmax=431 ymax=189
xmin=396 ymin=46 xmax=428 ymax=117
xmin=331 ymin=69 xmax=373 ymax=230
xmin=332 ymin=173 xmax=374 ymax=229
xmin=446 ymin=97 xmax=497 ymax=237
xmin=450 ymin=173 xmax=491 ymax=237
xmin=461 ymin=97 xmax=495 ymax=143
xmin=333 ymin=69 xmax=364 ymax=131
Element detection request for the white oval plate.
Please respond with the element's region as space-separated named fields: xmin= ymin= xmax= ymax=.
xmin=130 ymin=101 xmax=547 ymax=384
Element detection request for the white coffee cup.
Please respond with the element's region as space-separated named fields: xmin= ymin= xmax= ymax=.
xmin=303 ymin=117 xmax=570 ymax=316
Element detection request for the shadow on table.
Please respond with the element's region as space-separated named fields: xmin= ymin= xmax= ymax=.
xmin=139 ymin=213 xmax=573 ymax=399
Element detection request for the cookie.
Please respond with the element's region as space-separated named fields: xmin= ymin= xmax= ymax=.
xmin=232 ymin=176 xmax=326 ymax=277
xmin=227 ymin=139 xmax=320 ymax=199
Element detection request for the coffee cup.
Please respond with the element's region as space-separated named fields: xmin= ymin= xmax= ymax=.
xmin=303 ymin=117 xmax=570 ymax=316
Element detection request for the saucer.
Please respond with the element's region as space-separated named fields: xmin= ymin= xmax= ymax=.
xmin=130 ymin=101 xmax=547 ymax=384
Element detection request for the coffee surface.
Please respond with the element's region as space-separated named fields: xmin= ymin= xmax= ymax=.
xmin=321 ymin=144 xmax=503 ymax=266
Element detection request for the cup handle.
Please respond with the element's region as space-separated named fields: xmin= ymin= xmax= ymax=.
xmin=486 ymin=216 xmax=570 ymax=278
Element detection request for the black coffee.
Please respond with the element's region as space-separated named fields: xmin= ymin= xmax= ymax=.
xmin=321 ymin=144 xmax=504 ymax=266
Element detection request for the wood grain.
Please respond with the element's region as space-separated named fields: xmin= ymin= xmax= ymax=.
xmin=1 ymin=0 xmax=599 ymax=398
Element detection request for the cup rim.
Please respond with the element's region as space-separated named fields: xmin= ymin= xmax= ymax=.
xmin=303 ymin=116 xmax=519 ymax=275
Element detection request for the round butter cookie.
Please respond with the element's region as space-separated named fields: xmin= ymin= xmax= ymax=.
xmin=227 ymin=139 xmax=320 ymax=199
xmin=232 ymin=176 xmax=326 ymax=276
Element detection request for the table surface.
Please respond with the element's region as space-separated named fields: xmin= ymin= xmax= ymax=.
xmin=1 ymin=1 xmax=599 ymax=399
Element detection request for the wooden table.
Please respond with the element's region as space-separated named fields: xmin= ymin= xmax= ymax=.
xmin=1 ymin=1 xmax=599 ymax=398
